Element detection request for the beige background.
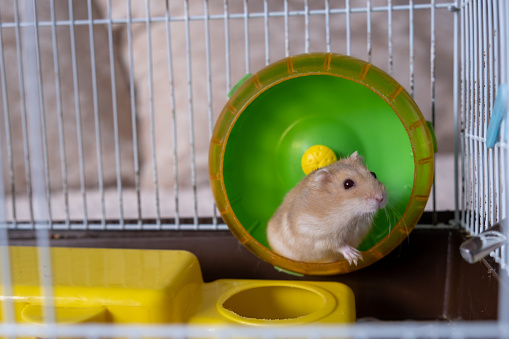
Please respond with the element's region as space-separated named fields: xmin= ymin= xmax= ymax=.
xmin=0 ymin=0 xmax=457 ymax=222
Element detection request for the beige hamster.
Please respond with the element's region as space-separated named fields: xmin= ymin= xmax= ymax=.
xmin=267 ymin=151 xmax=387 ymax=265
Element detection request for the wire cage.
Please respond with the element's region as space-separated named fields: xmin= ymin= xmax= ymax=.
xmin=0 ymin=0 xmax=508 ymax=338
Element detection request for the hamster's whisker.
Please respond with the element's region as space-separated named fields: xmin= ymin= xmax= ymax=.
xmin=385 ymin=202 xmax=412 ymax=245
xmin=384 ymin=208 xmax=392 ymax=234
xmin=387 ymin=202 xmax=403 ymax=224
xmin=370 ymin=220 xmax=384 ymax=232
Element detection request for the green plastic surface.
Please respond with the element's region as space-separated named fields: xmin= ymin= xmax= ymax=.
xmin=223 ymin=75 xmax=414 ymax=251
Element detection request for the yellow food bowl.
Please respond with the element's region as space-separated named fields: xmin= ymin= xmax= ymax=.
xmin=191 ymin=280 xmax=354 ymax=326
xmin=0 ymin=247 xmax=355 ymax=326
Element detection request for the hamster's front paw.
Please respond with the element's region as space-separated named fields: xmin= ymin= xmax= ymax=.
xmin=337 ymin=245 xmax=362 ymax=265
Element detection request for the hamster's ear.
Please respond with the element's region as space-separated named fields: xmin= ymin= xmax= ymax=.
xmin=313 ymin=167 xmax=331 ymax=186
xmin=349 ymin=151 xmax=365 ymax=164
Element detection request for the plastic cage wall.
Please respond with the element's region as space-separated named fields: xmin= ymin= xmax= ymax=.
xmin=0 ymin=0 xmax=508 ymax=338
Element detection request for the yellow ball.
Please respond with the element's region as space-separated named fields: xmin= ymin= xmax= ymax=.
xmin=301 ymin=145 xmax=337 ymax=175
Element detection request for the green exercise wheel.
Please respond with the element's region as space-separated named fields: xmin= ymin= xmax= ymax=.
xmin=209 ymin=53 xmax=435 ymax=275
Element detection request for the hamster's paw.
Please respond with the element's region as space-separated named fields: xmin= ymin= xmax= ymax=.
xmin=337 ymin=245 xmax=362 ymax=265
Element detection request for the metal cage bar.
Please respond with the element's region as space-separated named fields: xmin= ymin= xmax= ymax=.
xmin=0 ymin=322 xmax=507 ymax=339
xmin=126 ymin=0 xmax=143 ymax=228
xmin=104 ymin=0 xmax=126 ymax=229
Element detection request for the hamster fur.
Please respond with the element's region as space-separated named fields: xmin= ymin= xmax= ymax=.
xmin=266 ymin=151 xmax=387 ymax=265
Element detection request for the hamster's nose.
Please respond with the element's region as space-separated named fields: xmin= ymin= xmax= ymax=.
xmin=375 ymin=194 xmax=387 ymax=208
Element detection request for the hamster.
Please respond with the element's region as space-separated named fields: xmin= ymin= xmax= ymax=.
xmin=267 ymin=151 xmax=387 ymax=265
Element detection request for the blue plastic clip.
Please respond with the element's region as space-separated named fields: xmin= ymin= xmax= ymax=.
xmin=486 ymin=84 xmax=508 ymax=148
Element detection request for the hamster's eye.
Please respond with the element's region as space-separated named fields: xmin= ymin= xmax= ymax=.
xmin=343 ymin=179 xmax=355 ymax=190
xmin=370 ymin=171 xmax=377 ymax=179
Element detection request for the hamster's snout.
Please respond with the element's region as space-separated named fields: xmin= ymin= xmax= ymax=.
xmin=368 ymin=192 xmax=387 ymax=210
xmin=375 ymin=193 xmax=387 ymax=209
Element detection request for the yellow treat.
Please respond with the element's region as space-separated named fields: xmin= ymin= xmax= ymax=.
xmin=301 ymin=145 xmax=337 ymax=175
